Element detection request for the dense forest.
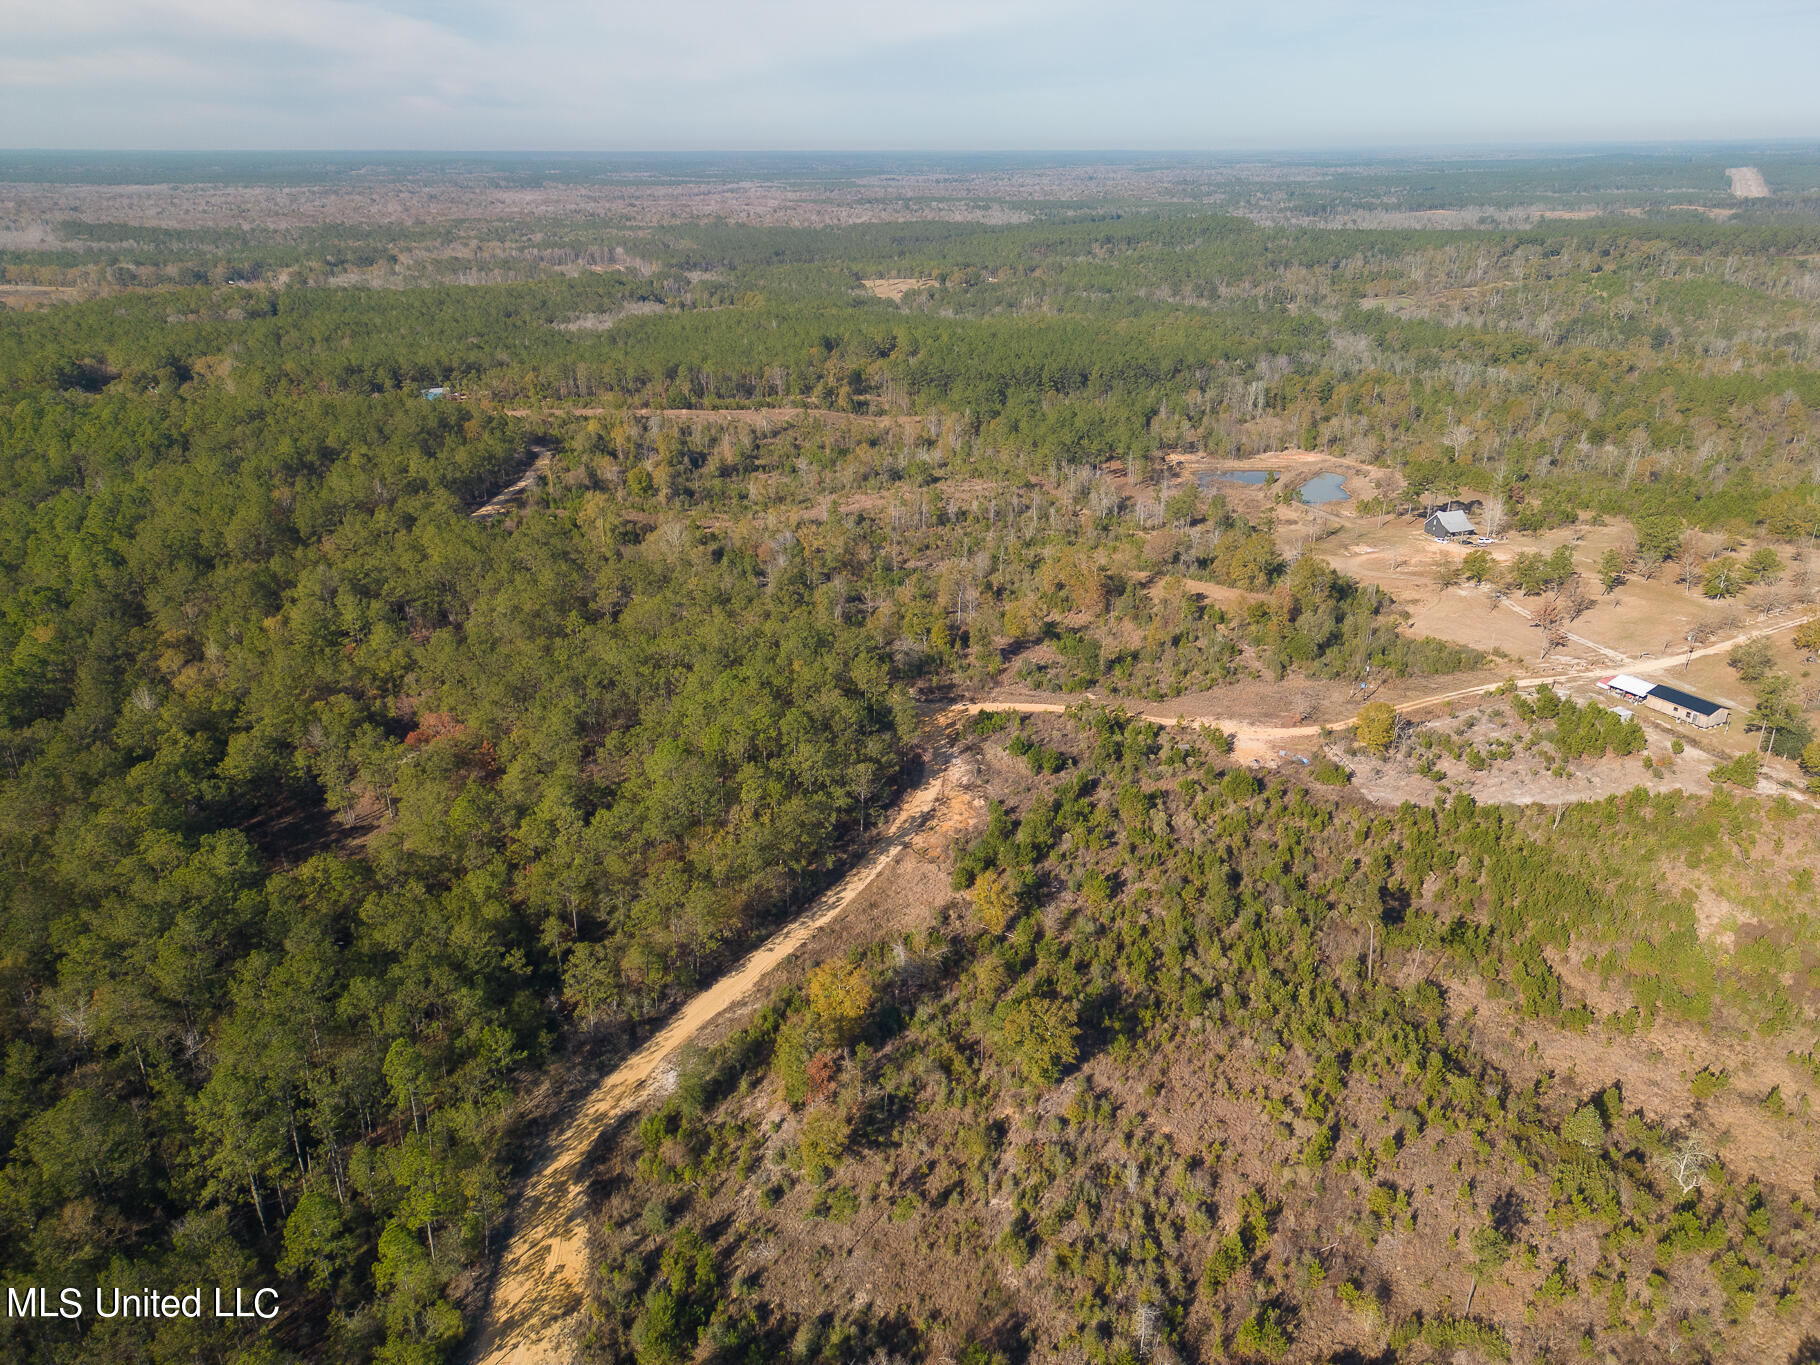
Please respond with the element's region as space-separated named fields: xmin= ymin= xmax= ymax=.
xmin=8 ymin=210 xmax=1820 ymax=539
xmin=1 ymin=166 xmax=1818 ymax=1364
xmin=0 ymin=384 xmax=913 ymax=1361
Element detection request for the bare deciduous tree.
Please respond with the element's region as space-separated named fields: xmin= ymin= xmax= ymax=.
xmin=1134 ymin=1303 xmax=1161 ymax=1359
xmin=1663 ymin=1134 xmax=1712 ymax=1195
xmin=1481 ymin=491 xmax=1507 ymax=537
xmin=1532 ymin=598 xmax=1571 ymax=659
xmin=1561 ymin=578 xmax=1592 ymax=623
xmin=1445 ymin=422 xmax=1474 ymax=462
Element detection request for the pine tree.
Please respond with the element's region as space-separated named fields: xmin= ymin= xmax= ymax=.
xmin=1563 ymin=1104 xmax=1606 ymax=1151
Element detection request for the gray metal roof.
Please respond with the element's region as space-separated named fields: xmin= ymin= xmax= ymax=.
xmin=1429 ymin=509 xmax=1475 ymax=533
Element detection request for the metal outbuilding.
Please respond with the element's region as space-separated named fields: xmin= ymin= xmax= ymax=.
xmin=1597 ymin=675 xmax=1730 ymax=729
xmin=1602 ymin=674 xmax=1655 ymax=702
xmin=1639 ymin=682 xmax=1729 ymax=729
xmin=1425 ymin=509 xmax=1476 ymax=541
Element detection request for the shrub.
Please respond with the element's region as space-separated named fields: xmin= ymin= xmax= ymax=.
xmin=1221 ymin=768 xmax=1261 ymax=800
xmin=1690 ymin=1067 xmax=1730 ymax=1100
xmin=997 ymin=994 xmax=1079 ymax=1084
xmin=1309 ymin=755 xmax=1351 ymax=785
xmin=1562 ymin=1104 xmax=1606 ymax=1150
xmin=1355 ymin=702 xmax=1397 ymax=755
xmin=1470 ymin=1225 xmax=1512 ymax=1270
xmin=971 ymin=868 xmax=1019 ymax=934
xmin=1728 ymin=639 xmax=1774 ymax=682
xmin=1708 ymin=751 xmax=1759 ymax=787
xmin=1232 ymin=1307 xmax=1290 ymax=1360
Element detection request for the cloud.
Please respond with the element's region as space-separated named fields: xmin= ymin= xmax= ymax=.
xmin=2 ymin=0 xmax=1817 ymax=149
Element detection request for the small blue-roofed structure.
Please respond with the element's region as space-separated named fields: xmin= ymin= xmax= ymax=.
xmin=1598 ymin=674 xmax=1729 ymax=728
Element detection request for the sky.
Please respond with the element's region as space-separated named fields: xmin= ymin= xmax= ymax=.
xmin=3 ymin=0 xmax=1818 ymax=151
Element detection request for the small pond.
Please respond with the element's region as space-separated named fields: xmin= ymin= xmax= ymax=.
xmin=1194 ymin=468 xmax=1352 ymax=505
xmin=1296 ymin=472 xmax=1351 ymax=505
xmin=1196 ymin=468 xmax=1277 ymax=488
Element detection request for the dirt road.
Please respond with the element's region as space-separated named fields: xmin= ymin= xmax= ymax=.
xmin=498 ymin=404 xmax=916 ymax=428
xmin=466 ymin=733 xmax=969 ymax=1365
xmin=1491 ymin=593 xmax=1628 ymax=666
xmin=964 ymin=609 xmax=1818 ymax=758
xmin=472 ymin=440 xmax=554 ymax=521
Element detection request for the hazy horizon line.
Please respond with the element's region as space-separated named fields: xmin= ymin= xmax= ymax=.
xmin=4 ymin=138 xmax=1820 ymax=159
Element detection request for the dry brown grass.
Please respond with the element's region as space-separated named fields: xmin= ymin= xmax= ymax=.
xmin=861 ymin=276 xmax=938 ymax=301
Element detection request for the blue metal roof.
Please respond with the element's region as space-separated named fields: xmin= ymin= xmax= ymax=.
xmin=1644 ymin=683 xmax=1724 ymax=717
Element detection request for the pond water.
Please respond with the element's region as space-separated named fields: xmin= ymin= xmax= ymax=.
xmin=1297 ymin=472 xmax=1351 ymax=504
xmin=1197 ymin=469 xmax=1277 ymax=488
xmin=1194 ymin=468 xmax=1352 ymax=504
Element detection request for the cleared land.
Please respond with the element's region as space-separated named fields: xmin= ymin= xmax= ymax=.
xmin=1728 ymin=166 xmax=1772 ymax=198
xmin=860 ymin=276 xmax=938 ymax=300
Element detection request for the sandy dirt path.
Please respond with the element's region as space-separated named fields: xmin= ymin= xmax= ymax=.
xmin=497 ymin=405 xmax=916 ymax=428
xmin=472 ymin=440 xmax=554 ymax=521
xmin=1490 ymin=593 xmax=1629 ymax=666
xmin=467 ymin=732 xmax=966 ymax=1365
xmin=966 ymin=610 xmax=1817 ymax=758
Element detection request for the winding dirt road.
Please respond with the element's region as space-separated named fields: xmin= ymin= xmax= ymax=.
xmin=467 ymin=608 xmax=1815 ymax=1364
xmin=467 ymin=733 xmax=970 ymax=1365
xmin=966 ymin=609 xmax=1816 ymax=760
